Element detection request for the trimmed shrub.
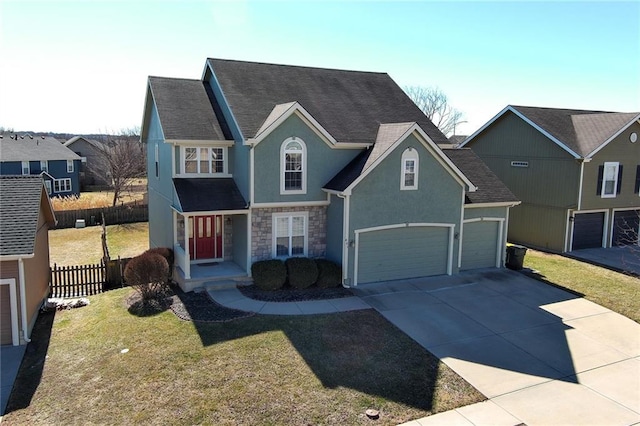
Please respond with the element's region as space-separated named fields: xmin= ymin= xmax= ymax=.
xmin=315 ymin=259 xmax=342 ymax=288
xmin=285 ymin=257 xmax=318 ymax=289
xmin=145 ymin=247 xmax=174 ymax=268
xmin=124 ymin=252 xmax=170 ymax=302
xmin=251 ymin=259 xmax=286 ymax=291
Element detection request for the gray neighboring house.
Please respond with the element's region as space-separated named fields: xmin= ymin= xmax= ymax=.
xmin=141 ymin=58 xmax=519 ymax=291
xmin=64 ymin=136 xmax=111 ymax=188
xmin=461 ymin=105 xmax=640 ymax=252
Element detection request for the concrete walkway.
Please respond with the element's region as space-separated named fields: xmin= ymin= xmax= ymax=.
xmin=352 ymin=270 xmax=640 ymax=426
xmin=568 ymin=245 xmax=640 ymax=276
xmin=0 ymin=344 xmax=26 ymax=416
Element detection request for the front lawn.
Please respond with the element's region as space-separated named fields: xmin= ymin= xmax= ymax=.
xmin=524 ymin=249 xmax=640 ymax=322
xmin=4 ymin=288 xmax=484 ymax=425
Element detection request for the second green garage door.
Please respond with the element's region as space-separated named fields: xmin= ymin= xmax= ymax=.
xmin=461 ymin=220 xmax=501 ymax=270
xmin=356 ymin=225 xmax=450 ymax=284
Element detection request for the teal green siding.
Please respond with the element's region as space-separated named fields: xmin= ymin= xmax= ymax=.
xmin=463 ymin=206 xmax=508 ymax=221
xmin=232 ymin=215 xmax=248 ymax=271
xmin=253 ymin=114 xmax=361 ymax=203
xmin=581 ymin=121 xmax=640 ymax=210
xmin=325 ymin=194 xmax=344 ymax=265
xmin=347 ymin=134 xmax=464 ymax=283
xmin=144 ymin=99 xmax=175 ymax=249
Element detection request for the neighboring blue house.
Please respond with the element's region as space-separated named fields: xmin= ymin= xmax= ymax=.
xmin=141 ymin=59 xmax=519 ymax=291
xmin=0 ymin=135 xmax=82 ymax=197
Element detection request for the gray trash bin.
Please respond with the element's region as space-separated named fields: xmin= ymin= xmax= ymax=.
xmin=506 ymin=245 xmax=527 ymax=270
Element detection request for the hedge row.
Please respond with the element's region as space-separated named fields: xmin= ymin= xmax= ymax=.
xmin=251 ymin=258 xmax=342 ymax=291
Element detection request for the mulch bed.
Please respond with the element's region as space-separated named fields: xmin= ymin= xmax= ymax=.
xmin=238 ymin=285 xmax=354 ymax=302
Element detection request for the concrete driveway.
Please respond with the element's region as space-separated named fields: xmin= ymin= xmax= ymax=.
xmin=569 ymin=245 xmax=640 ymax=276
xmin=353 ymin=269 xmax=640 ymax=425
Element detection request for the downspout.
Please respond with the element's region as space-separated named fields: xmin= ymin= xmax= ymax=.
xmin=337 ymin=192 xmax=351 ymax=287
xmin=18 ymin=258 xmax=31 ymax=343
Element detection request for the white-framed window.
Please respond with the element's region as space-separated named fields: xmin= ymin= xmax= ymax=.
xmin=53 ymin=178 xmax=72 ymax=193
xmin=280 ymin=138 xmax=306 ymax=194
xmin=181 ymin=146 xmax=226 ymax=175
xmin=401 ymin=148 xmax=419 ymax=190
xmin=601 ymin=162 xmax=619 ymax=198
xmin=44 ymin=180 xmax=52 ymax=194
xmin=67 ymin=160 xmax=74 ymax=173
xmin=40 ymin=160 xmax=48 ymax=173
xmin=272 ymin=212 xmax=308 ymax=258
xmin=21 ymin=161 xmax=29 ymax=175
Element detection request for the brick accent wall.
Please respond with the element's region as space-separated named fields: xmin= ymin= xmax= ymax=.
xmin=251 ymin=206 xmax=327 ymax=262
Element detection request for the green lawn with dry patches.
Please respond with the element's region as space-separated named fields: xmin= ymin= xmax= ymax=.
xmin=4 ymin=288 xmax=484 ymax=425
xmin=524 ymin=249 xmax=640 ymax=322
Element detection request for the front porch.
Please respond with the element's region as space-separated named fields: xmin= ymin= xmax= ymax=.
xmin=174 ymin=260 xmax=250 ymax=293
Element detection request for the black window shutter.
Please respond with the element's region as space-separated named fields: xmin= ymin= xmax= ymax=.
xmin=596 ymin=165 xmax=603 ymax=195
xmin=635 ymin=165 xmax=640 ymax=194
xmin=616 ymin=165 xmax=623 ymax=194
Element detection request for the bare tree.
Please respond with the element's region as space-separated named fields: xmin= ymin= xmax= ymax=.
xmin=404 ymin=86 xmax=465 ymax=136
xmin=93 ymin=129 xmax=146 ymax=206
xmin=615 ymin=211 xmax=640 ymax=276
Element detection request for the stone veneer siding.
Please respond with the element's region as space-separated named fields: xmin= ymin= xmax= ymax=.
xmin=251 ymin=206 xmax=327 ymax=262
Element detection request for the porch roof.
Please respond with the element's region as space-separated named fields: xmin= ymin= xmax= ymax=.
xmin=173 ymin=178 xmax=248 ymax=213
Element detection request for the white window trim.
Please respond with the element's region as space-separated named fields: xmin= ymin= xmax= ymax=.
xmin=21 ymin=161 xmax=29 ymax=175
xmin=272 ymin=212 xmax=308 ymax=258
xmin=54 ymin=178 xmax=72 ymax=193
xmin=401 ymin=148 xmax=419 ymax=190
xmin=44 ymin=180 xmax=52 ymax=194
xmin=280 ymin=137 xmax=307 ymax=195
xmin=178 ymin=146 xmax=229 ymax=177
xmin=40 ymin=160 xmax=48 ymax=173
xmin=67 ymin=160 xmax=74 ymax=173
xmin=601 ymin=161 xmax=619 ymax=198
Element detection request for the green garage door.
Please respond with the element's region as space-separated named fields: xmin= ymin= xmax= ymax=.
xmin=461 ymin=221 xmax=500 ymax=270
xmin=357 ymin=226 xmax=449 ymax=284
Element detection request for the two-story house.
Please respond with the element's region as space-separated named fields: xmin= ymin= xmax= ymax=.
xmin=64 ymin=136 xmax=111 ymax=188
xmin=0 ymin=135 xmax=82 ymax=197
xmin=141 ymin=59 xmax=519 ymax=291
xmin=461 ymin=106 xmax=640 ymax=252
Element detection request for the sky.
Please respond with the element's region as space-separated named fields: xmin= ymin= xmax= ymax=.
xmin=1 ymin=0 xmax=639 ymax=137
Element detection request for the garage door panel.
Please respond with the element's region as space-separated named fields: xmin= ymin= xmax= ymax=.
xmin=0 ymin=285 xmax=13 ymax=345
xmin=462 ymin=221 xmax=499 ymax=270
xmin=612 ymin=210 xmax=639 ymax=246
xmin=573 ymin=212 xmax=605 ymax=250
xmin=358 ymin=226 xmax=449 ymax=284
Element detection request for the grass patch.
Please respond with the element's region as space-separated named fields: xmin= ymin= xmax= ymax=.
xmin=524 ymin=249 xmax=640 ymax=322
xmin=4 ymin=288 xmax=484 ymax=425
xmin=48 ymin=223 xmax=148 ymax=266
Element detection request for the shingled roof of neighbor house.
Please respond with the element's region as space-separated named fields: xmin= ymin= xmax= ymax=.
xmin=0 ymin=135 xmax=82 ymax=162
xmin=147 ymin=76 xmax=232 ymax=141
xmin=509 ymin=106 xmax=640 ymax=157
xmin=173 ymin=178 xmax=247 ymax=213
xmin=442 ymin=148 xmax=519 ymax=204
xmin=207 ymin=58 xmax=450 ymax=145
xmin=0 ymin=175 xmax=56 ymax=257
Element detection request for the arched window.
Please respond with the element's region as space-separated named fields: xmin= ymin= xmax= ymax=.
xmin=401 ymin=148 xmax=419 ymax=190
xmin=281 ymin=137 xmax=307 ymax=194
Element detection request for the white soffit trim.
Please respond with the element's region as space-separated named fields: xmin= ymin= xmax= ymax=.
xmin=167 ymin=139 xmax=234 ymax=146
xmin=464 ymin=201 xmax=521 ymax=208
xmin=345 ymin=123 xmax=476 ymax=194
xmin=461 ymin=105 xmax=583 ymax=159
xmin=586 ymin=115 xmax=640 ymax=158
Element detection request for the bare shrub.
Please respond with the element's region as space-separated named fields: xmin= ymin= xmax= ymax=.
xmin=124 ymin=252 xmax=169 ymax=303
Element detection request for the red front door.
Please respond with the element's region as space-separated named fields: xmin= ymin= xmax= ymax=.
xmin=189 ymin=215 xmax=223 ymax=260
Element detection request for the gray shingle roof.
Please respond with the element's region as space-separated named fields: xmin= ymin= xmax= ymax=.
xmin=148 ymin=77 xmax=231 ymax=141
xmin=511 ymin=106 xmax=639 ymax=157
xmin=0 ymin=175 xmax=54 ymax=257
xmin=207 ymin=58 xmax=450 ymax=145
xmin=442 ymin=148 xmax=519 ymax=204
xmin=0 ymin=135 xmax=82 ymax=162
xmin=173 ymin=178 xmax=247 ymax=213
